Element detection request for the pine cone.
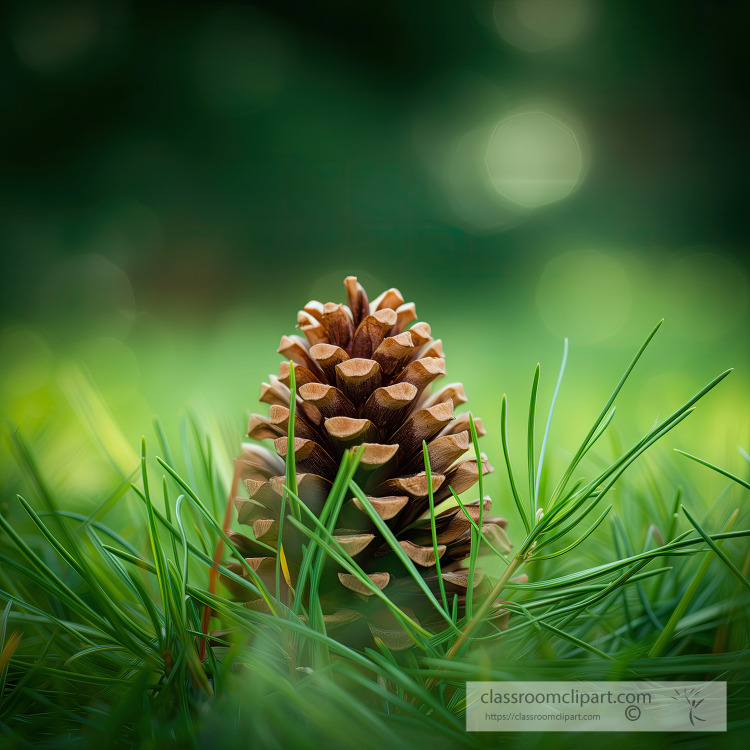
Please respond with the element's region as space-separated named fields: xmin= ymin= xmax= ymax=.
xmin=227 ymin=277 xmax=510 ymax=648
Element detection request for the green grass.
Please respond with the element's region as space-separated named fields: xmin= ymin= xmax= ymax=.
xmin=1 ymin=322 xmax=749 ymax=749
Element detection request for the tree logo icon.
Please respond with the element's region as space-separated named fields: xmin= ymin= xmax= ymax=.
xmin=672 ymin=687 xmax=706 ymax=726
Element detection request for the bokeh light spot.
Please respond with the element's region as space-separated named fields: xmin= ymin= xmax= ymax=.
xmin=442 ymin=124 xmax=524 ymax=232
xmin=412 ymin=73 xmax=526 ymax=232
xmin=536 ymin=251 xmax=632 ymax=343
xmin=486 ymin=111 xmax=584 ymax=208
xmin=493 ymin=0 xmax=591 ymax=52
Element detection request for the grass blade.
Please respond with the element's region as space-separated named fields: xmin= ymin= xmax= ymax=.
xmin=424 ymin=441 xmax=448 ymax=613
xmin=682 ymin=506 xmax=750 ymax=592
xmin=285 ymin=360 xmax=300 ymax=522
xmin=527 ymin=363 xmax=540 ymax=517
xmin=675 ymin=449 xmax=750 ymax=491
xmin=536 ymin=338 xmax=568 ymax=510
xmin=500 ymin=394 xmax=531 ymax=533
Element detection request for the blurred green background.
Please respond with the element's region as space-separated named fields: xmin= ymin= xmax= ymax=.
xmin=1 ymin=0 xmax=748 ymax=516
